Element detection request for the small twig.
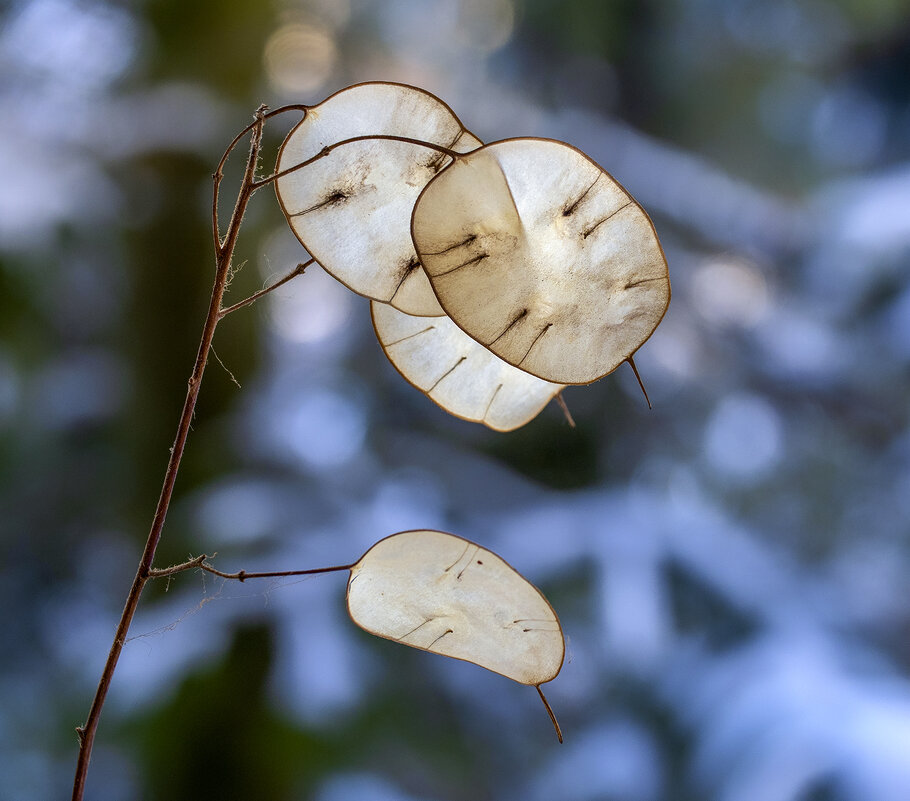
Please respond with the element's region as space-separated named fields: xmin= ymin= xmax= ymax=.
xmin=626 ymin=356 xmax=652 ymax=410
xmin=536 ymin=684 xmax=563 ymax=744
xmin=555 ymin=392 xmax=576 ymax=428
xmin=149 ymin=555 xmax=208 ymax=578
xmin=147 ymin=555 xmax=355 ymax=583
xmin=213 ymin=104 xmax=309 ymax=252
xmin=199 ymin=561 xmax=356 ymax=582
xmin=218 ymin=258 xmax=314 ymax=317
xmin=253 ymin=134 xmax=465 ymax=188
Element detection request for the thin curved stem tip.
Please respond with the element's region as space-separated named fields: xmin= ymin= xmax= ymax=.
xmin=555 ymin=392 xmax=576 ymax=428
xmin=536 ymin=684 xmax=563 ymax=743
xmin=626 ymin=356 xmax=651 ymax=410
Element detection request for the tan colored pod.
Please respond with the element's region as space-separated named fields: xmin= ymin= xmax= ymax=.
xmin=412 ymin=138 xmax=670 ymax=383
xmin=347 ymin=530 xmax=565 ymax=688
xmin=275 ymin=82 xmax=482 ymax=316
xmin=371 ymin=301 xmax=563 ymax=431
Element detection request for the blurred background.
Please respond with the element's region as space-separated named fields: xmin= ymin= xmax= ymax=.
xmin=2 ymin=0 xmax=910 ymax=799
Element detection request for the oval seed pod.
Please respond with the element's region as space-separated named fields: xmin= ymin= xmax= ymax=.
xmin=347 ymin=530 xmax=565 ymax=702
xmin=275 ymin=82 xmax=482 ymax=316
xmin=411 ymin=138 xmax=670 ymax=384
xmin=371 ymin=301 xmax=564 ymax=432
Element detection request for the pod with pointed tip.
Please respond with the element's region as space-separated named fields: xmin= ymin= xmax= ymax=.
xmin=411 ymin=137 xmax=670 ymax=384
xmin=275 ymin=82 xmax=482 ymax=316
xmin=371 ymin=301 xmax=564 ymax=431
xmin=347 ymin=530 xmax=565 ymax=740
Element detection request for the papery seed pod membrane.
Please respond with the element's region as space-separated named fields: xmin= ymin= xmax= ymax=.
xmin=276 ymin=82 xmax=482 ymax=316
xmin=348 ymin=530 xmax=564 ymax=689
xmin=372 ymin=301 xmax=564 ymax=431
xmin=412 ymin=138 xmax=670 ymax=384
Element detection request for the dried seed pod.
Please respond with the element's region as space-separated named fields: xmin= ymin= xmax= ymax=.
xmin=348 ymin=530 xmax=565 ymax=690
xmin=372 ymin=301 xmax=563 ymax=431
xmin=276 ymin=82 xmax=481 ymax=316
xmin=412 ymin=138 xmax=670 ymax=384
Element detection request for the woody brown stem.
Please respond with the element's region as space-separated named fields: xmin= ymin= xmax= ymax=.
xmin=71 ymin=106 xmax=269 ymax=801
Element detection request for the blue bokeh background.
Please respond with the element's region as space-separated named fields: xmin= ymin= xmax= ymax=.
xmin=1 ymin=1 xmax=909 ymax=799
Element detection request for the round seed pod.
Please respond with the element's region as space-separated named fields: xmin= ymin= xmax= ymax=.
xmin=276 ymin=82 xmax=481 ymax=316
xmin=371 ymin=301 xmax=563 ymax=431
xmin=412 ymin=138 xmax=670 ymax=383
xmin=347 ymin=530 xmax=565 ymax=687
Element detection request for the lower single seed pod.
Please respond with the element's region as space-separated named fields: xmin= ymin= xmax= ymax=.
xmin=348 ymin=529 xmax=565 ymax=741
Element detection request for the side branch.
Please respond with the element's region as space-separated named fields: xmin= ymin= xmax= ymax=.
xmin=218 ymin=258 xmax=314 ymax=317
xmin=148 ymin=555 xmax=207 ymax=578
xmin=555 ymin=392 xmax=576 ymax=428
xmin=148 ymin=556 xmax=355 ymax=582
xmin=254 ymin=134 xmax=465 ymax=188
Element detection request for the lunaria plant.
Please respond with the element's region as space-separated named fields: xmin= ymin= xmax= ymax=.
xmin=275 ymin=82 xmax=668 ymax=417
xmin=411 ymin=138 xmax=670 ymax=385
xmin=372 ymin=300 xmax=564 ymax=431
xmin=72 ymin=82 xmax=668 ymax=798
xmin=170 ymin=531 xmax=566 ymax=739
xmin=348 ymin=530 xmax=565 ymax=740
xmin=275 ymin=82 xmax=482 ymax=316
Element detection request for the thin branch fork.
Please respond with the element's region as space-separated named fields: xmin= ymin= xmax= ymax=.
xmin=72 ymin=106 xmax=283 ymax=801
xmin=213 ymin=103 xmax=309 ymax=250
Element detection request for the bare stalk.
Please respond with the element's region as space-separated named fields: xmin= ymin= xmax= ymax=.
xmin=72 ymin=106 xmax=270 ymax=801
xmin=626 ymin=356 xmax=652 ymax=410
xmin=536 ymin=684 xmax=564 ymax=743
xmin=148 ymin=556 xmax=355 ymax=582
xmin=218 ymin=258 xmax=314 ymax=318
xmin=254 ymin=133 xmax=465 ymax=188
xmin=213 ymin=104 xmax=308 ymax=248
xmin=555 ymin=392 xmax=576 ymax=428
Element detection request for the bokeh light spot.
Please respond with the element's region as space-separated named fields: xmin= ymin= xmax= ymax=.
xmin=264 ymin=23 xmax=337 ymax=95
xmin=454 ymin=0 xmax=515 ymax=54
xmin=693 ymin=257 xmax=771 ymax=328
xmin=704 ymin=393 xmax=783 ymax=481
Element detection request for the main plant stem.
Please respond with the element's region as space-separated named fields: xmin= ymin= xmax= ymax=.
xmin=71 ymin=107 xmax=267 ymax=801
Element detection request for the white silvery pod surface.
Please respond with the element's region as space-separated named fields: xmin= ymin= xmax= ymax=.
xmin=347 ymin=530 xmax=565 ymax=687
xmin=412 ymin=138 xmax=670 ymax=383
xmin=276 ymin=82 xmax=482 ymax=316
xmin=371 ymin=301 xmax=563 ymax=432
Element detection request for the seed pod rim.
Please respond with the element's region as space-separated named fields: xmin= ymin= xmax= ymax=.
xmin=410 ymin=136 xmax=672 ymax=384
xmin=370 ymin=300 xmax=564 ymax=432
xmin=274 ymin=81 xmax=483 ymax=317
xmin=346 ymin=528 xmax=566 ymax=686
